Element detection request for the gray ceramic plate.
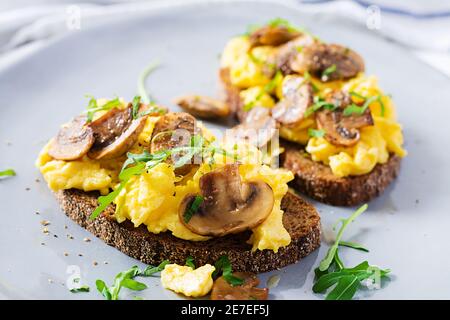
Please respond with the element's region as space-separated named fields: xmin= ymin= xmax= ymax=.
xmin=1 ymin=0 xmax=450 ymax=300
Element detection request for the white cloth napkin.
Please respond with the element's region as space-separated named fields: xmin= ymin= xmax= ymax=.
xmin=0 ymin=0 xmax=449 ymax=76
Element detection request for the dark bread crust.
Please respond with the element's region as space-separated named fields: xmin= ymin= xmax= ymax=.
xmin=281 ymin=140 xmax=401 ymax=206
xmin=219 ymin=67 xmax=402 ymax=206
xmin=55 ymin=189 xmax=320 ymax=273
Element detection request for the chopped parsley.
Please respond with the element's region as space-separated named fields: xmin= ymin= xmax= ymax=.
xmin=313 ymin=204 xmax=391 ymax=300
xmin=184 ymin=195 xmax=204 ymax=223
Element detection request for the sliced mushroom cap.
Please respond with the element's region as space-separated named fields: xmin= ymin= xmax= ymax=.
xmin=229 ymin=107 xmax=277 ymax=147
xmin=48 ymin=115 xmax=94 ymax=160
xmin=275 ymin=34 xmax=317 ymax=75
xmin=88 ymin=104 xmax=147 ymax=160
xmin=249 ymin=25 xmax=300 ymax=48
xmin=174 ymin=95 xmax=230 ymax=119
xmin=271 ymin=76 xmax=314 ymax=126
xmin=316 ymin=91 xmax=374 ymax=147
xmin=151 ymin=112 xmax=199 ymax=175
xmin=211 ymin=272 xmax=269 ymax=300
xmin=291 ymin=43 xmax=365 ymax=81
xmin=179 ymin=164 xmax=274 ymax=237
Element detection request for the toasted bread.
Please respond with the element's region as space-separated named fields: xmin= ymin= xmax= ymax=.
xmin=56 ymin=189 xmax=320 ymax=273
xmin=219 ymin=67 xmax=402 ymax=206
xmin=281 ymin=141 xmax=401 ymax=206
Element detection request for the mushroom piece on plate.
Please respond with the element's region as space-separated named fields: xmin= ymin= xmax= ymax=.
xmin=291 ymin=43 xmax=365 ymax=82
xmin=174 ymin=95 xmax=230 ymax=119
xmin=48 ymin=115 xmax=95 ymax=161
xmin=211 ymin=272 xmax=269 ymax=300
xmin=88 ymin=104 xmax=147 ymax=160
xmin=179 ymin=164 xmax=274 ymax=237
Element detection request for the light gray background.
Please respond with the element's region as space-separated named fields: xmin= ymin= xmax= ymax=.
xmin=0 ymin=0 xmax=449 ymax=299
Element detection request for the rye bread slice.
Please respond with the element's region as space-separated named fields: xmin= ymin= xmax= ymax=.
xmin=281 ymin=141 xmax=401 ymax=206
xmin=55 ymin=189 xmax=320 ymax=273
xmin=219 ymin=67 xmax=402 ymax=206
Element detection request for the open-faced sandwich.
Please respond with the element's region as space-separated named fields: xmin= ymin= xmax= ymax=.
xmin=36 ymin=96 xmax=320 ymax=298
xmin=187 ymin=18 xmax=406 ymax=206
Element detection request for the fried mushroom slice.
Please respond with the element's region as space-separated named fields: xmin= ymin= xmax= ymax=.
xmin=179 ymin=164 xmax=274 ymax=237
xmin=150 ymin=112 xmax=199 ymax=175
xmin=271 ymin=75 xmax=314 ymax=126
xmin=249 ymin=25 xmax=300 ymax=48
xmin=275 ymin=34 xmax=317 ymax=75
xmin=316 ymin=91 xmax=374 ymax=147
xmin=174 ymin=95 xmax=230 ymax=119
xmin=229 ymin=107 xmax=277 ymax=147
xmin=291 ymin=43 xmax=365 ymax=81
xmin=211 ymin=272 xmax=269 ymax=300
xmin=48 ymin=115 xmax=94 ymax=160
xmin=88 ymin=105 xmax=147 ymax=160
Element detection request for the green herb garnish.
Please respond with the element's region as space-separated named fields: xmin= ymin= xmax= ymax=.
xmin=345 ymin=93 xmax=385 ymax=117
xmin=96 ymin=266 xmax=147 ymax=300
xmin=70 ymin=285 xmax=90 ymax=293
xmin=140 ymin=260 xmax=170 ymax=277
xmin=84 ymin=96 xmax=121 ymax=122
xmin=0 ymin=168 xmax=16 ymax=177
xmin=137 ymin=60 xmax=160 ymax=104
xmin=89 ymin=162 xmax=147 ymax=220
xmin=185 ymin=256 xmax=196 ymax=269
xmin=304 ymin=96 xmax=337 ymax=117
xmin=131 ymin=95 xmax=141 ymax=119
xmin=321 ymin=64 xmax=337 ymax=79
xmin=213 ymin=255 xmax=244 ymax=286
xmin=313 ymin=204 xmax=391 ymax=300
xmin=308 ymin=128 xmax=325 ymax=138
xmin=339 ymin=241 xmax=369 ymax=252
xmin=90 ymin=135 xmax=234 ymax=220
xmin=243 ymin=71 xmax=283 ymax=111
xmin=184 ymin=195 xmax=204 ymax=223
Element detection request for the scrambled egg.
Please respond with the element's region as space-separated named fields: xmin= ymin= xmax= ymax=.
xmin=161 ymin=264 xmax=215 ymax=297
xmin=221 ymin=36 xmax=407 ymax=177
xmin=36 ymin=111 xmax=294 ymax=252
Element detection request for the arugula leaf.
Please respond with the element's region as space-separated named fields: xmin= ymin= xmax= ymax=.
xmin=0 ymin=169 xmax=16 ymax=177
xmin=339 ymin=241 xmax=370 ymax=252
xmin=318 ymin=204 xmax=368 ymax=272
xmin=344 ymin=94 xmax=384 ymax=117
xmin=70 ymin=285 xmax=90 ymax=293
xmin=89 ymin=162 xmax=146 ymax=220
xmin=322 ymin=64 xmax=337 ymax=79
xmin=121 ymin=279 xmax=147 ymax=291
xmin=213 ymin=255 xmax=244 ymax=286
xmin=184 ymin=195 xmax=204 ymax=223
xmin=140 ymin=260 xmax=170 ymax=277
xmin=325 ymin=275 xmax=360 ymax=300
xmin=138 ymin=60 xmax=160 ymax=104
xmin=313 ymin=261 xmax=369 ymax=293
xmin=243 ymin=71 xmax=282 ymax=111
xmin=131 ymin=95 xmax=141 ymax=119
xmin=96 ymin=279 xmax=112 ymax=300
xmin=108 ymin=266 xmax=142 ymax=300
xmin=308 ymin=128 xmax=325 ymax=138
xmin=85 ymin=96 xmax=121 ymax=122
xmin=185 ymin=256 xmax=196 ymax=269
xmin=304 ymin=96 xmax=337 ymax=117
